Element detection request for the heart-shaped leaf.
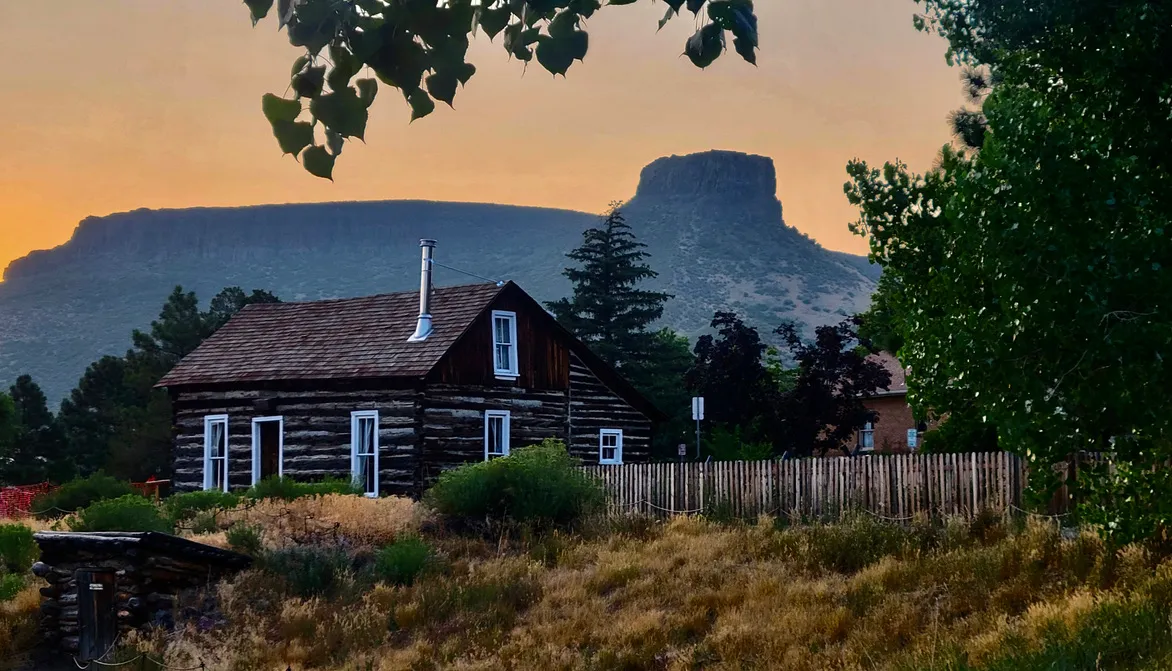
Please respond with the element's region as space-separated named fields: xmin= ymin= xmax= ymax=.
xmin=309 ymin=88 xmax=368 ymax=139
xmin=408 ymin=89 xmax=435 ymax=121
xmin=262 ymin=93 xmax=302 ymax=124
xmin=684 ymin=22 xmax=724 ymax=68
xmin=356 ymin=78 xmax=378 ymax=107
xmin=292 ymin=65 xmax=326 ymax=98
xmin=272 ymin=120 xmax=314 ymax=156
xmin=301 ymin=145 xmax=335 ymax=180
xmin=244 ymin=0 xmax=273 ymax=25
xmin=426 ymin=70 xmax=459 ymax=107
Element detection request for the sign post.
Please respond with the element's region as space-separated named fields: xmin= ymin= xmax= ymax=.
xmin=691 ymin=397 xmax=704 ymax=460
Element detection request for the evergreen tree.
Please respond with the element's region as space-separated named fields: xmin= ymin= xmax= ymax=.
xmin=59 ymin=285 xmax=281 ymax=480
xmin=6 ymin=375 xmax=72 ymax=483
xmin=546 ymin=203 xmax=671 ymax=371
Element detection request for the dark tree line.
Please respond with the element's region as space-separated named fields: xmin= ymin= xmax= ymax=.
xmin=550 ymin=204 xmax=892 ymax=461
xmin=0 ymin=287 xmax=278 ymax=486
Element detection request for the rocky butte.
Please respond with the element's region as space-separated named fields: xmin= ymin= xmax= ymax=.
xmin=0 ymin=150 xmax=877 ymax=399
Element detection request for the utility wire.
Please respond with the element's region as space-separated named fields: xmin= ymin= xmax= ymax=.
xmin=429 ymin=260 xmax=505 ymax=287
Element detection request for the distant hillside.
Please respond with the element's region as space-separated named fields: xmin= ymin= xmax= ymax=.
xmin=0 ymin=150 xmax=877 ymax=400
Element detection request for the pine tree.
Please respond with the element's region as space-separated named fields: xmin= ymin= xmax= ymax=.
xmin=546 ymin=203 xmax=671 ymax=370
xmin=7 ymin=375 xmax=72 ymax=483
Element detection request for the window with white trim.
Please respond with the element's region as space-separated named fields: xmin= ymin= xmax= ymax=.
xmin=351 ymin=411 xmax=379 ymax=498
xmin=859 ymin=421 xmax=875 ymax=451
xmin=599 ymin=429 xmax=623 ymax=465
xmin=203 ymin=415 xmax=229 ymax=492
xmin=491 ymin=310 xmax=519 ymax=378
xmin=484 ymin=410 xmax=511 ymax=460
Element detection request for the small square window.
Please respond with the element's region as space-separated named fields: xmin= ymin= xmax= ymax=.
xmin=859 ymin=421 xmax=875 ymax=451
xmin=491 ymin=311 xmax=519 ymax=378
xmin=485 ymin=410 xmax=511 ymax=460
xmin=600 ymin=429 xmax=623 ymax=465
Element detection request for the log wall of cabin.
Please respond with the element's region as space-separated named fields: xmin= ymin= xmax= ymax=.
xmin=171 ymin=388 xmax=419 ymax=495
xmin=568 ymin=353 xmax=652 ymax=463
xmin=418 ymin=384 xmax=567 ymax=485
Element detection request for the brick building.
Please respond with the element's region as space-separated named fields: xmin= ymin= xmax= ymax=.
xmin=853 ymin=352 xmax=928 ymax=454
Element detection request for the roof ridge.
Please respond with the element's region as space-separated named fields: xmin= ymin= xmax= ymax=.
xmin=245 ymin=281 xmax=505 ymax=308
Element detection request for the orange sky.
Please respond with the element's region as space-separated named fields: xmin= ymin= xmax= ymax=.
xmin=0 ymin=1 xmax=963 ymax=274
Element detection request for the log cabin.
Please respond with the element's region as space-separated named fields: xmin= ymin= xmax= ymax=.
xmin=156 ymin=240 xmax=662 ymax=496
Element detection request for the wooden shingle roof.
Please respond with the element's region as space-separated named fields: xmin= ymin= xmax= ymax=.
xmin=866 ymin=351 xmax=908 ymax=396
xmin=156 ymin=282 xmax=505 ymax=387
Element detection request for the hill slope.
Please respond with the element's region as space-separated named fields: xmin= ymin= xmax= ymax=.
xmin=0 ymin=150 xmax=876 ymax=400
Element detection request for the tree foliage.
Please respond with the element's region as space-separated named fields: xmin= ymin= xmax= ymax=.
xmin=245 ymin=0 xmax=760 ymax=179
xmin=775 ymin=318 xmax=891 ymax=457
xmin=58 ymin=286 xmax=280 ymax=480
xmin=547 ymin=203 xmax=671 ymax=370
xmin=848 ymin=0 xmax=1172 ymax=540
xmin=2 ymin=376 xmax=72 ymax=484
xmin=686 ymin=311 xmax=780 ymax=446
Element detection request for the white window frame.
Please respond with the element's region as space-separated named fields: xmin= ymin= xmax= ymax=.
xmin=491 ymin=310 xmax=519 ymax=379
xmin=859 ymin=421 xmax=875 ymax=452
xmin=203 ymin=415 xmax=229 ymax=492
xmin=484 ymin=410 xmax=511 ymax=460
xmin=351 ymin=410 xmax=380 ymax=498
xmin=250 ymin=416 xmax=284 ymax=485
xmin=599 ymin=429 xmax=623 ymax=465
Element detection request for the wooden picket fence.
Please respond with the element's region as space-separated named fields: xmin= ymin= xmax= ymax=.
xmin=581 ymin=452 xmax=1027 ymax=520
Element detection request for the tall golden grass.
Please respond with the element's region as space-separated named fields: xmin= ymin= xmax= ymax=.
xmin=131 ymin=504 xmax=1172 ymax=671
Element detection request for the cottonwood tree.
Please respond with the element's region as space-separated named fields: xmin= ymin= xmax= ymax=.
xmin=849 ymin=0 xmax=1172 ymax=541
xmin=243 ymin=0 xmax=760 ymax=179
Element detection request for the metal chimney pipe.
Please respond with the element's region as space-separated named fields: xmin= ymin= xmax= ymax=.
xmin=407 ymin=239 xmax=436 ymax=342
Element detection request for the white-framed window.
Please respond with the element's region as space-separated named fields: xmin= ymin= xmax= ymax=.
xmin=484 ymin=410 xmax=511 ymax=460
xmin=859 ymin=421 xmax=875 ymax=451
xmin=351 ymin=411 xmax=379 ymax=498
xmin=599 ymin=429 xmax=623 ymax=465
xmin=203 ymin=415 xmax=229 ymax=492
xmin=491 ymin=310 xmax=519 ymax=378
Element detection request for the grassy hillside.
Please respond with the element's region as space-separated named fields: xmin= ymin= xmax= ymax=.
xmin=5 ymin=497 xmax=1172 ymax=670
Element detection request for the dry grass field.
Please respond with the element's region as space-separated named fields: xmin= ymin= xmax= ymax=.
xmin=5 ymin=497 xmax=1172 ymax=671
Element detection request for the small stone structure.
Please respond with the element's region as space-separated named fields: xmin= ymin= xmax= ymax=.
xmin=32 ymin=531 xmax=251 ymax=661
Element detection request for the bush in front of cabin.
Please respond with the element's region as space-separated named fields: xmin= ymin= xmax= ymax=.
xmin=163 ymin=490 xmax=239 ymax=524
xmin=425 ymin=439 xmax=605 ymax=530
xmin=0 ymin=524 xmax=37 ymax=574
xmin=32 ymin=472 xmax=138 ymax=518
xmin=245 ymin=476 xmax=362 ymax=502
xmin=374 ymin=536 xmax=434 ymax=586
xmin=262 ymin=545 xmax=352 ymax=598
xmin=68 ymin=495 xmax=173 ymax=534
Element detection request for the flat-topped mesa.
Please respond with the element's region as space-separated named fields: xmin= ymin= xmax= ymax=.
xmin=634 ymin=150 xmax=778 ymax=201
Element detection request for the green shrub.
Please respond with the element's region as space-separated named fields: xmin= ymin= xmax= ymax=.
xmin=425 ymin=439 xmax=605 ymax=530
xmin=262 ymin=546 xmax=351 ymax=598
xmin=163 ymin=490 xmax=239 ymax=523
xmin=374 ymin=536 xmax=433 ymax=586
xmin=226 ymin=523 xmax=264 ymax=557
xmin=190 ymin=512 xmax=219 ymax=535
xmin=0 ymin=573 xmax=25 ymax=602
xmin=245 ymin=476 xmax=361 ymax=502
xmin=68 ymin=495 xmax=173 ymax=533
xmin=32 ymin=473 xmax=138 ymax=518
xmin=0 ymin=524 xmax=37 ymax=573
